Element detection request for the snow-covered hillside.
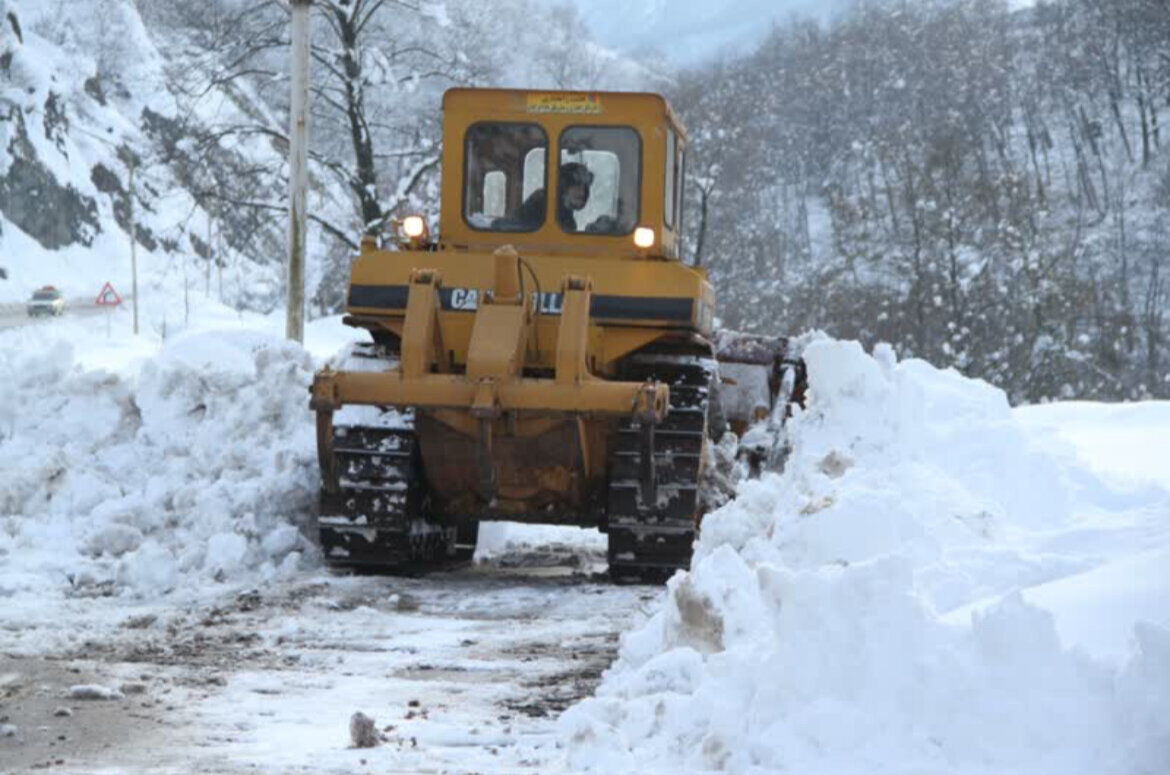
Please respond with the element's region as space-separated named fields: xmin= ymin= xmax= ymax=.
xmin=0 ymin=0 xmax=313 ymax=311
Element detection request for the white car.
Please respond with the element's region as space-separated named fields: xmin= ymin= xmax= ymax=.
xmin=27 ymin=286 xmax=65 ymax=317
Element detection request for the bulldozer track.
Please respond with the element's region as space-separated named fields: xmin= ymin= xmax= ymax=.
xmin=606 ymin=352 xmax=714 ymax=581
xmin=318 ymin=344 xmax=717 ymax=582
xmin=317 ymin=343 xmax=476 ymax=570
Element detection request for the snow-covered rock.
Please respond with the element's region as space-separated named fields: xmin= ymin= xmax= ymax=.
xmin=69 ymin=683 xmax=124 ymax=701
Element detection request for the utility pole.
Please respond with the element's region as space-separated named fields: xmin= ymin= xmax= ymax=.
xmin=287 ymin=0 xmax=312 ymax=343
xmin=217 ymin=222 xmax=224 ymax=303
xmin=183 ymin=252 xmax=190 ymax=326
xmin=128 ymin=158 xmax=139 ymax=335
xmin=206 ymin=210 xmax=213 ymax=298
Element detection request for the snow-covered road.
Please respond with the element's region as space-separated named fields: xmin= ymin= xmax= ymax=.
xmin=0 ymin=539 xmax=659 ymax=774
xmin=0 ymin=297 xmax=117 ymax=331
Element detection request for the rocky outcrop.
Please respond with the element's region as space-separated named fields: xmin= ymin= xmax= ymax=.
xmin=0 ymin=109 xmax=99 ymax=250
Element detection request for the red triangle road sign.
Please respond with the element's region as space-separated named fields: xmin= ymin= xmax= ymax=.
xmin=95 ymin=281 xmax=123 ymax=306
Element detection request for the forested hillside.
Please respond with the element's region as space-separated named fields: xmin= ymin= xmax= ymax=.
xmin=673 ymin=0 xmax=1170 ymax=401
xmin=1 ymin=0 xmax=1164 ymax=402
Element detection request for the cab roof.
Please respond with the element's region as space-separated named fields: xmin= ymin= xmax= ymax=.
xmin=441 ymin=88 xmax=687 ymax=141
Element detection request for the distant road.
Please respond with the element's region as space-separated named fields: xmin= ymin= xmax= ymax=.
xmin=0 ymin=297 xmax=129 ymax=331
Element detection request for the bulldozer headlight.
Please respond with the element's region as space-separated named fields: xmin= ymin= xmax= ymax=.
xmin=402 ymin=215 xmax=427 ymax=239
xmin=633 ymin=227 xmax=655 ymax=249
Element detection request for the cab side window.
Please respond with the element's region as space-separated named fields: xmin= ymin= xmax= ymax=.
xmin=674 ymin=137 xmax=686 ymax=232
xmin=665 ymin=128 xmax=685 ymax=233
xmin=664 ymin=129 xmax=676 ymax=230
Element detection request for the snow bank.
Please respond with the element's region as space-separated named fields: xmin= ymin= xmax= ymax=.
xmin=562 ymin=339 xmax=1170 ymax=774
xmin=0 ymin=329 xmax=318 ymax=600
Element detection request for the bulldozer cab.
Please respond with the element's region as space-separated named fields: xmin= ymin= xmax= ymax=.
xmin=439 ymin=89 xmax=687 ymax=260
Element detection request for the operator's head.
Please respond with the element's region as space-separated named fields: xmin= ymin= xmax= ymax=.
xmin=559 ymin=162 xmax=593 ymax=211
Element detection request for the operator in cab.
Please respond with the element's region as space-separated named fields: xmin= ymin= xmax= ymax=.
xmin=500 ymin=162 xmax=599 ymax=232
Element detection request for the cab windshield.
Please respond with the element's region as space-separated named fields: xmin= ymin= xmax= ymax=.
xmin=557 ymin=126 xmax=640 ymax=235
xmin=463 ymin=122 xmax=548 ymax=232
xmin=462 ymin=122 xmax=641 ymax=235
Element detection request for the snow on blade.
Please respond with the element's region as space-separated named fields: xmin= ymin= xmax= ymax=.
xmin=561 ymin=337 xmax=1170 ymax=775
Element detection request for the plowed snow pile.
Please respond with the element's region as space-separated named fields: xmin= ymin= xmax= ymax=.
xmin=562 ymin=339 xmax=1170 ymax=775
xmin=0 ymin=331 xmax=317 ymax=616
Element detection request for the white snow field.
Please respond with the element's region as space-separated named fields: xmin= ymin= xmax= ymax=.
xmin=1 ymin=317 xmax=1167 ymax=774
xmin=562 ymin=338 xmax=1170 ymax=775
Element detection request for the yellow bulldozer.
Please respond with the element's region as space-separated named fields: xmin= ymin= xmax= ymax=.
xmin=310 ymin=88 xmax=805 ymax=579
